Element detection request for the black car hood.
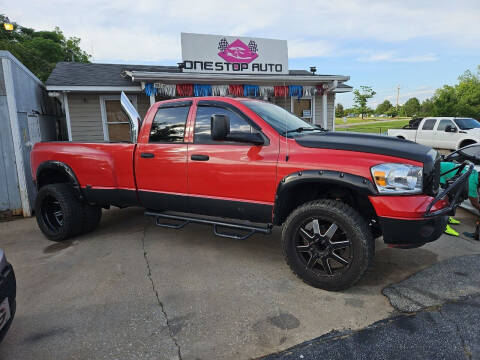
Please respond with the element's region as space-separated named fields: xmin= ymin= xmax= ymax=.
xmin=295 ymin=131 xmax=436 ymax=163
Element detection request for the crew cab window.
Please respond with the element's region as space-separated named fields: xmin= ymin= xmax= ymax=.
xmin=194 ymin=106 xmax=256 ymax=144
xmin=422 ymin=119 xmax=436 ymax=130
xmin=149 ymin=106 xmax=190 ymax=143
xmin=437 ymin=120 xmax=455 ymax=131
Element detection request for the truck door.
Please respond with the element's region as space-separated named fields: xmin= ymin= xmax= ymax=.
xmin=416 ymin=119 xmax=436 ymax=147
xmin=135 ymin=102 xmax=192 ymax=211
xmin=186 ymin=101 xmax=278 ymax=223
xmin=434 ymin=119 xmax=458 ymax=150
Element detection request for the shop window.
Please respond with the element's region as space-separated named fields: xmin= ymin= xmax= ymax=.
xmin=292 ymin=98 xmax=313 ymax=123
xmin=100 ymin=95 xmax=137 ymax=142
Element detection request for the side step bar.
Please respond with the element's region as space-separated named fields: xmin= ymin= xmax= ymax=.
xmin=145 ymin=211 xmax=272 ymax=240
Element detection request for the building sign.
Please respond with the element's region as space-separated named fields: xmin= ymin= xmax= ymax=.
xmin=181 ymin=33 xmax=288 ymax=74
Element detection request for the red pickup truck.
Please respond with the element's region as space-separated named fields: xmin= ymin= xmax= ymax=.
xmin=30 ymin=94 xmax=471 ymax=290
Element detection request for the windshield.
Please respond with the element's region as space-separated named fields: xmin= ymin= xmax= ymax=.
xmin=454 ymin=118 xmax=480 ymax=130
xmin=240 ymin=100 xmax=319 ymax=135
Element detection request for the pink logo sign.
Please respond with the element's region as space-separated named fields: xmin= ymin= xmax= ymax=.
xmin=217 ymin=38 xmax=259 ymax=63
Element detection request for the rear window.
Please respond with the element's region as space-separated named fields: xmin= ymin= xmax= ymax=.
xmin=422 ymin=119 xmax=436 ymax=130
xmin=149 ymin=106 xmax=190 ymax=143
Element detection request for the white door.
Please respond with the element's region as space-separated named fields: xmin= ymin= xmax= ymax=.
xmin=416 ymin=119 xmax=436 ymax=147
xmin=434 ymin=119 xmax=458 ymax=150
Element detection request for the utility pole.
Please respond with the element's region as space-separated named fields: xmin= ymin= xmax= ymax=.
xmin=396 ymin=85 xmax=401 ymax=108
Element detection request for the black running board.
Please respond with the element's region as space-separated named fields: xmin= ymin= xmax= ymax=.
xmin=145 ymin=211 xmax=272 ymax=240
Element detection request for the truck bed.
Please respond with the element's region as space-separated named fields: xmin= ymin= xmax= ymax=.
xmin=31 ymin=142 xmax=138 ymax=206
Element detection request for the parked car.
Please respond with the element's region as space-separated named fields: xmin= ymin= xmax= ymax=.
xmin=30 ymin=94 xmax=471 ymax=291
xmin=0 ymin=249 xmax=16 ymax=342
xmin=388 ymin=117 xmax=480 ymax=150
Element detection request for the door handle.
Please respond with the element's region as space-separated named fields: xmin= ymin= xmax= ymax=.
xmin=141 ymin=152 xmax=155 ymax=159
xmin=191 ymin=154 xmax=209 ymax=161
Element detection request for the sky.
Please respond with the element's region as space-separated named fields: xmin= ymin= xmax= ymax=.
xmin=3 ymin=0 xmax=480 ymax=107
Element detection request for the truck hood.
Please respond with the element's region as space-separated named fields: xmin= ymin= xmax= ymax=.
xmin=295 ymin=131 xmax=436 ymax=163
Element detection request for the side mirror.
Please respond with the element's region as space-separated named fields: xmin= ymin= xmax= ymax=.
xmin=227 ymin=132 xmax=265 ymax=145
xmin=211 ymin=114 xmax=230 ymax=141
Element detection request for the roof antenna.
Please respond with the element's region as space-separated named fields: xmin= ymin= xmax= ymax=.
xmin=284 ymin=81 xmax=289 ymax=162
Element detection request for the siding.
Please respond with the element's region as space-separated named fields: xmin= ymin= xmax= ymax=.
xmin=314 ymin=95 xmax=322 ymax=127
xmin=137 ymin=93 xmax=151 ymax=119
xmin=314 ymin=94 xmax=335 ymax=129
xmin=0 ymin=51 xmax=59 ymax=215
xmin=68 ymin=93 xmax=150 ymax=142
xmin=68 ymin=93 xmax=104 ymax=142
xmin=328 ymin=93 xmax=335 ymax=130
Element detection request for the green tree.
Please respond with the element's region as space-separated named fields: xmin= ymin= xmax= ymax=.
xmin=0 ymin=14 xmax=91 ymax=82
xmin=425 ymin=66 xmax=480 ymax=118
xmin=385 ymin=107 xmax=398 ymax=117
xmin=454 ymin=67 xmax=480 ymax=118
xmin=403 ymin=97 xmax=421 ymax=117
xmin=419 ymin=99 xmax=434 ymax=116
xmin=353 ymin=86 xmax=376 ymax=118
xmin=335 ymin=103 xmax=344 ymax=117
xmin=375 ymin=100 xmax=393 ymax=115
xmin=432 ymin=85 xmax=457 ymax=116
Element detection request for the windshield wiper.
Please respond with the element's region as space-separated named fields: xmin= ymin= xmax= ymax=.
xmin=284 ymin=127 xmax=317 ymax=134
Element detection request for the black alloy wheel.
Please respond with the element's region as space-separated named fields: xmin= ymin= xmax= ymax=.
xmin=35 ymin=184 xmax=84 ymax=241
xmin=40 ymin=195 xmax=64 ymax=232
xmin=295 ymin=218 xmax=352 ymax=276
xmin=282 ymin=199 xmax=374 ymax=291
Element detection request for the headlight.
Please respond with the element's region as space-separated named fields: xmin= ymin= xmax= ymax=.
xmin=371 ymin=163 xmax=423 ymax=194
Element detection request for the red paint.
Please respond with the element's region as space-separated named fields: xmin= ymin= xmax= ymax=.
xmin=369 ymin=195 xmax=449 ymax=219
xmin=31 ymin=96 xmax=450 ymax=223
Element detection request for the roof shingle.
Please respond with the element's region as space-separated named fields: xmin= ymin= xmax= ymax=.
xmin=46 ymin=62 xmax=346 ymax=87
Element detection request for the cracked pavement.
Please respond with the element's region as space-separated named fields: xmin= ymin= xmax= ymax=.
xmin=0 ymin=207 xmax=479 ymax=359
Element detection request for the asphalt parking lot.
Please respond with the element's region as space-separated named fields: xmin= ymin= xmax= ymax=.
xmin=0 ymin=207 xmax=479 ymax=359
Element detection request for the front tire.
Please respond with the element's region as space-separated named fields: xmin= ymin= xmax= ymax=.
xmin=281 ymin=200 xmax=374 ymax=291
xmin=35 ymin=184 xmax=83 ymax=242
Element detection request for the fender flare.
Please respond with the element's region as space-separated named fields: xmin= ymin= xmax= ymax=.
xmin=272 ymin=170 xmax=377 ymax=225
xmin=36 ymin=161 xmax=83 ymax=198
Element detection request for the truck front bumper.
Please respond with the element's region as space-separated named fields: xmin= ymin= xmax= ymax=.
xmin=369 ymin=161 xmax=473 ymax=247
xmin=377 ymin=215 xmax=448 ymax=246
xmin=370 ymin=195 xmax=449 ymax=246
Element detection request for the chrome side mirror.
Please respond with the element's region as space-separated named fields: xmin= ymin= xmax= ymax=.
xmin=120 ymin=91 xmax=141 ymax=143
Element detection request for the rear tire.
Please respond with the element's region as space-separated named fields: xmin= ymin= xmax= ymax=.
xmin=35 ymin=184 xmax=83 ymax=242
xmin=82 ymin=204 xmax=102 ymax=234
xmin=281 ymin=199 xmax=374 ymax=291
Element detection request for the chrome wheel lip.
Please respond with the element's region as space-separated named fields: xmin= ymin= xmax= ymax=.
xmin=295 ymin=217 xmax=352 ymax=276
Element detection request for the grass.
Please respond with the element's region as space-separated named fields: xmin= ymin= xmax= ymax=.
xmin=335 ymin=116 xmax=410 ymax=126
xmin=336 ymin=119 xmax=410 ymax=134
